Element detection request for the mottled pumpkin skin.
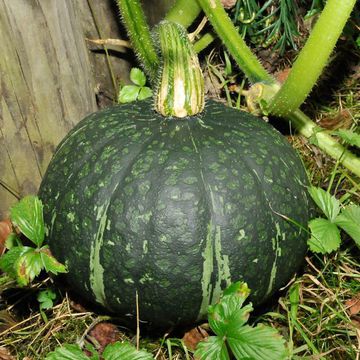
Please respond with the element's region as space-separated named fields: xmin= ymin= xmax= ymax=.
xmin=39 ymin=99 xmax=310 ymax=328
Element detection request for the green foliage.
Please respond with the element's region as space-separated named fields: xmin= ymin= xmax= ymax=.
xmin=195 ymin=282 xmax=287 ymax=360
xmin=102 ymin=342 xmax=154 ymax=360
xmin=307 ymin=187 xmax=360 ymax=253
xmin=233 ymin=0 xmax=300 ymax=54
xmin=118 ymin=68 xmax=152 ymax=103
xmin=0 ymin=195 xmax=67 ymax=286
xmin=335 ymin=129 xmax=360 ymax=148
xmin=45 ymin=341 xmax=154 ymax=360
xmin=38 ymin=289 xmax=57 ymax=311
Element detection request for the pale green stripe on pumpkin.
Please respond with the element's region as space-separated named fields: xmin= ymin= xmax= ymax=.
xmin=213 ymin=225 xmax=232 ymax=301
xmin=198 ymin=224 xmax=232 ymax=320
xmin=266 ymin=222 xmax=283 ymax=297
xmin=198 ymin=221 xmax=215 ymax=320
xmin=89 ymin=202 xmax=109 ymax=306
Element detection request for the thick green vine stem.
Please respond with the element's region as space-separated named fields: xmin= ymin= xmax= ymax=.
xmin=165 ymin=0 xmax=202 ymax=28
xmin=196 ymin=0 xmax=274 ymax=84
xmin=116 ymin=0 xmax=159 ymax=84
xmin=156 ymin=21 xmax=205 ymax=118
xmin=268 ymin=0 xmax=356 ymax=116
xmin=289 ymin=110 xmax=360 ymax=178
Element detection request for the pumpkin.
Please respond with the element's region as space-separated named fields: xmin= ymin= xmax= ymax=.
xmin=39 ymin=97 xmax=310 ymax=328
xmin=39 ymin=21 xmax=310 ymax=329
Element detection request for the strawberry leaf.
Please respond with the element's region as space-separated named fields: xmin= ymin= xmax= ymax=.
xmin=308 ymin=218 xmax=341 ymax=254
xmin=10 ymin=195 xmax=45 ymax=247
xmin=118 ymin=85 xmax=140 ymax=103
xmin=38 ymin=289 xmax=57 ymax=311
xmin=0 ymin=246 xmax=31 ymax=279
xmin=227 ymin=324 xmax=287 ymax=360
xmin=138 ymin=86 xmax=153 ymax=100
xmin=45 ymin=344 xmax=94 ymax=360
xmin=208 ymin=282 xmax=253 ymax=337
xmin=308 ymin=187 xmax=340 ymax=222
xmin=335 ymin=205 xmax=360 ymax=247
xmin=194 ymin=336 xmax=230 ymax=360
xmin=102 ymin=341 xmax=154 ymax=360
xmin=39 ymin=247 xmax=67 ymax=275
xmin=130 ymin=67 xmax=147 ymax=87
xmin=15 ymin=248 xmax=43 ymax=286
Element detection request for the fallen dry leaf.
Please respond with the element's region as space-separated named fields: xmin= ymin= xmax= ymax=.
xmin=0 ymin=347 xmax=16 ymax=360
xmin=0 ymin=219 xmax=12 ymax=255
xmin=182 ymin=326 xmax=209 ymax=351
xmin=345 ymin=294 xmax=360 ymax=316
xmin=317 ymin=109 xmax=353 ymax=130
xmin=88 ymin=322 xmax=121 ymax=353
xmin=221 ymin=0 xmax=237 ymax=9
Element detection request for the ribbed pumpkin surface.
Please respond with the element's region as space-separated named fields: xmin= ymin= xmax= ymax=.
xmin=39 ymin=99 xmax=310 ymax=328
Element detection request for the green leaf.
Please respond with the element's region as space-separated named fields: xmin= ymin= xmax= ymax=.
xmin=45 ymin=344 xmax=93 ymax=360
xmin=130 ymin=67 xmax=147 ymax=87
xmin=289 ymin=283 xmax=300 ymax=321
xmin=138 ymin=86 xmax=153 ymax=100
xmin=118 ymin=85 xmax=140 ymax=103
xmin=308 ymin=186 xmax=340 ymax=221
xmin=335 ymin=205 xmax=360 ymax=247
xmin=208 ymin=282 xmax=253 ymax=337
xmin=5 ymin=233 xmax=22 ymax=249
xmin=335 ymin=129 xmax=360 ymax=148
xmin=38 ymin=289 xmax=57 ymax=310
xmin=15 ymin=248 xmax=43 ymax=286
xmin=0 ymin=246 xmax=32 ymax=279
xmin=102 ymin=342 xmax=154 ymax=360
xmin=308 ymin=218 xmax=341 ymax=254
xmin=227 ymin=324 xmax=287 ymax=360
xmin=194 ymin=336 xmax=230 ymax=360
xmin=223 ymin=51 xmax=232 ymax=76
xmin=39 ymin=247 xmax=67 ymax=275
xmin=10 ymin=195 xmax=45 ymax=247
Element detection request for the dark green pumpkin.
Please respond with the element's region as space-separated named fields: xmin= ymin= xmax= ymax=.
xmin=39 ymin=98 xmax=310 ymax=328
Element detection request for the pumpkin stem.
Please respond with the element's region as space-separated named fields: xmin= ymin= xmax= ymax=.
xmin=155 ymin=21 xmax=205 ymax=118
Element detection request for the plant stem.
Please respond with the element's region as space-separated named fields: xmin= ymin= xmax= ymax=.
xmin=116 ymin=0 xmax=159 ymax=84
xmin=196 ymin=0 xmax=274 ymax=84
xmin=288 ymin=110 xmax=360 ymax=178
xmin=193 ymin=32 xmax=216 ymax=53
xmin=165 ymin=0 xmax=202 ymax=28
xmin=155 ymin=22 xmax=204 ymax=117
xmin=268 ymin=0 xmax=356 ymax=116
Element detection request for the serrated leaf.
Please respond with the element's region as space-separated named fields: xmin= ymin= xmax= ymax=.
xmin=138 ymin=86 xmax=153 ymax=100
xmin=227 ymin=324 xmax=286 ymax=360
xmin=208 ymin=282 xmax=253 ymax=337
xmin=118 ymin=85 xmax=140 ymax=103
xmin=335 ymin=205 xmax=360 ymax=247
xmin=308 ymin=218 xmax=341 ymax=254
xmin=194 ymin=336 xmax=230 ymax=360
xmin=38 ymin=289 xmax=57 ymax=310
xmin=308 ymin=187 xmax=340 ymax=221
xmin=15 ymin=248 xmax=43 ymax=286
xmin=5 ymin=233 xmax=22 ymax=249
xmin=102 ymin=342 xmax=154 ymax=360
xmin=130 ymin=67 xmax=147 ymax=87
xmin=0 ymin=246 xmax=32 ymax=279
xmin=39 ymin=247 xmax=67 ymax=275
xmin=10 ymin=195 xmax=45 ymax=247
xmin=335 ymin=129 xmax=360 ymax=148
xmin=45 ymin=344 xmax=92 ymax=360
